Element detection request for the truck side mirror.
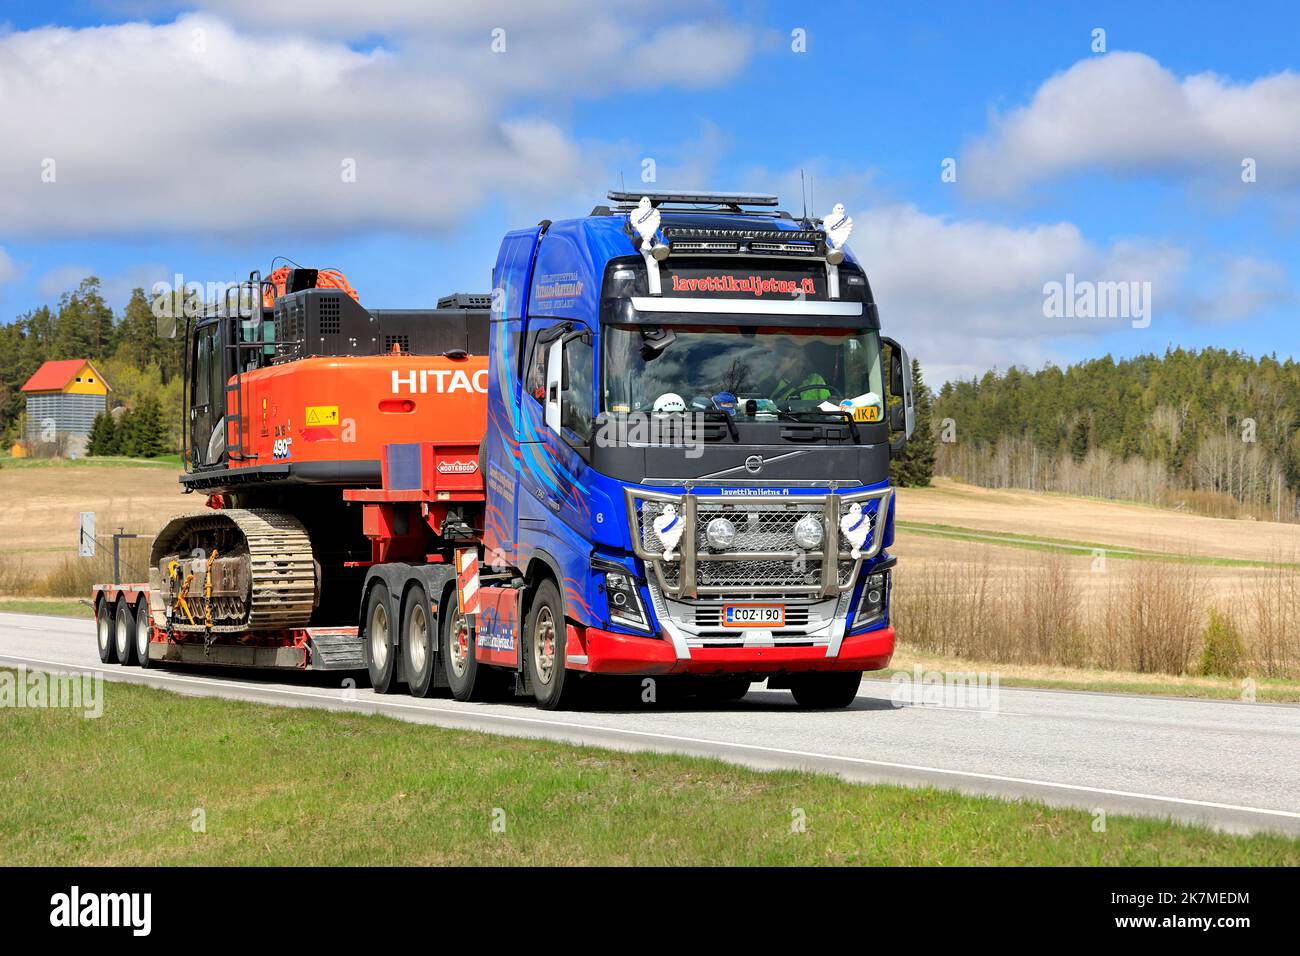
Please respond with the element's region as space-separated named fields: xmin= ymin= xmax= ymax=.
xmin=881 ymin=336 xmax=915 ymax=450
xmin=544 ymin=339 xmax=563 ymax=434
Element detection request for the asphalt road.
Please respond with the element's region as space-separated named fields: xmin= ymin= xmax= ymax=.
xmin=2 ymin=611 xmax=1298 ymax=836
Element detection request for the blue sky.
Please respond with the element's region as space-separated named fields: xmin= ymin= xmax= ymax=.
xmin=0 ymin=0 xmax=1295 ymax=382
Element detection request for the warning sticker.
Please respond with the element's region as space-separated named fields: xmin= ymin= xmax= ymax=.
xmin=305 ymin=405 xmax=339 ymax=426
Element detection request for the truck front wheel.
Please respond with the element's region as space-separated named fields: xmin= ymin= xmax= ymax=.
xmin=364 ymin=583 xmax=400 ymax=694
xmin=527 ymin=579 xmax=577 ymax=711
xmin=788 ymin=671 xmax=862 ymax=709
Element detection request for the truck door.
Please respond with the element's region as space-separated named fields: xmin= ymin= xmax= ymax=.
xmin=517 ymin=320 xmax=567 ymax=518
xmin=189 ymin=321 xmax=227 ymax=468
xmin=517 ymin=321 xmax=595 ymax=546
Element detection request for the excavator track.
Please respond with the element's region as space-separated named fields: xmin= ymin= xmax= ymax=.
xmin=150 ymin=509 xmax=318 ymax=632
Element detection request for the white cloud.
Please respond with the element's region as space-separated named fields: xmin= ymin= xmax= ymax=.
xmin=962 ymin=52 xmax=1300 ymax=197
xmin=118 ymin=1 xmax=706 ymax=42
xmin=34 ymin=263 xmax=169 ymax=310
xmin=850 ymin=204 xmax=1189 ymax=383
xmin=1180 ymin=255 xmax=1298 ymax=325
xmin=0 ymin=248 xmax=18 ymax=286
xmin=0 ymin=10 xmax=758 ymax=238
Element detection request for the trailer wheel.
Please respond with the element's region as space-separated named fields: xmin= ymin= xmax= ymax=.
xmin=114 ymin=598 xmax=137 ymax=666
xmin=441 ymin=592 xmax=489 ymax=701
xmin=96 ymin=598 xmax=117 ymax=665
xmin=526 ymin=579 xmax=577 ymax=711
xmin=363 ymin=582 xmax=400 ymax=694
xmin=134 ymin=599 xmax=153 ymax=668
xmin=788 ymin=671 xmax=862 ymax=709
xmin=403 ymin=583 xmax=438 ymax=698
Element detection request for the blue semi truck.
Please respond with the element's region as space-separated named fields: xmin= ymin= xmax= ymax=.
xmin=467 ymin=189 xmax=915 ymax=708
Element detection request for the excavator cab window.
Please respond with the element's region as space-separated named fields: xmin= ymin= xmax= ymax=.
xmin=190 ymin=321 xmax=227 ymax=469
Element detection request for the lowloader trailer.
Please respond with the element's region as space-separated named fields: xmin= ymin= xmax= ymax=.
xmin=91 ymin=190 xmax=915 ymax=709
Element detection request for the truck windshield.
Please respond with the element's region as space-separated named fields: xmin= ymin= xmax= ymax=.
xmin=602 ymin=324 xmax=884 ymax=419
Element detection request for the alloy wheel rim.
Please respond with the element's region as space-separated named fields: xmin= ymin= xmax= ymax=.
xmin=136 ymin=609 xmax=149 ymax=659
xmin=370 ymin=602 xmax=389 ymax=670
xmin=534 ymin=607 xmax=556 ymax=685
xmin=449 ymin=607 xmax=469 ymax=678
xmin=409 ymin=604 xmax=428 ymax=673
xmin=115 ymin=610 xmax=129 ymax=657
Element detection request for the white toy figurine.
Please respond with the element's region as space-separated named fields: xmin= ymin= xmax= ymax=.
xmin=823 ymin=202 xmax=854 ymax=250
xmin=839 ymin=501 xmax=870 ymax=559
xmin=653 ymin=503 xmax=684 ymax=561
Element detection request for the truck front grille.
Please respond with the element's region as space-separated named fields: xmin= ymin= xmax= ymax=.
xmin=628 ymin=487 xmax=890 ymax=598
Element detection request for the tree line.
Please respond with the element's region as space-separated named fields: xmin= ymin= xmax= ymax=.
xmin=0 ymin=277 xmax=184 ymax=455
xmin=931 ymin=348 xmax=1300 ymax=519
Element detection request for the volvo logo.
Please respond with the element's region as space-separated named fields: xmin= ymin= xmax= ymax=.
xmin=744 ymin=455 xmax=763 ymax=474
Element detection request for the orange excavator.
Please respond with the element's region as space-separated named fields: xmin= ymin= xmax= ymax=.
xmin=145 ymin=266 xmax=491 ymax=635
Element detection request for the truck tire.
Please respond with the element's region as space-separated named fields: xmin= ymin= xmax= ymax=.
xmin=96 ymin=598 xmax=117 ymax=665
xmin=526 ymin=579 xmax=577 ymax=711
xmin=440 ymin=590 xmax=490 ymax=701
xmin=114 ymin=598 xmax=137 ymax=666
xmin=135 ymin=599 xmax=153 ymax=668
xmin=403 ymin=583 xmax=438 ymax=698
xmin=363 ymin=582 xmax=400 ymax=694
xmin=788 ymin=671 xmax=862 ymax=709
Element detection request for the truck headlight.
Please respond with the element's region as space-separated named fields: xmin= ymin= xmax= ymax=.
xmin=705 ymin=517 xmax=737 ymax=550
xmin=793 ymin=515 xmax=824 ymax=550
xmin=853 ymin=570 xmax=889 ymax=628
xmin=603 ymin=569 xmax=650 ymax=631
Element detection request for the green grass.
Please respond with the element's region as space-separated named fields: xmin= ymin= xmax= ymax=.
xmin=897 ymin=520 xmax=1300 ymax=569
xmin=0 ymin=599 xmax=93 ymax=619
xmin=0 ymin=455 xmax=179 ymax=470
xmin=1 ymin=677 xmax=1295 ymax=865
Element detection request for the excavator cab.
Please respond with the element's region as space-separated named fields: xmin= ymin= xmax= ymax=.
xmin=184 ymin=273 xmax=275 ymax=472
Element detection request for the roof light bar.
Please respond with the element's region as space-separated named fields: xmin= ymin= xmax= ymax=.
xmin=608 ymin=189 xmax=779 ymax=207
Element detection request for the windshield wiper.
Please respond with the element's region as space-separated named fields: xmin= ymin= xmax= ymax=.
xmin=700 ymin=409 xmax=739 ymax=442
xmin=776 ymin=408 xmax=859 ymax=442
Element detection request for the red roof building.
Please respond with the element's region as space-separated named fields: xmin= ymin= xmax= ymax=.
xmin=21 ymin=358 xmax=110 ymax=393
xmin=20 ymin=359 xmax=111 ymax=450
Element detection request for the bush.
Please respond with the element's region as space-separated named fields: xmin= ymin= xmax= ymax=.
xmin=1198 ymin=608 xmax=1246 ymax=677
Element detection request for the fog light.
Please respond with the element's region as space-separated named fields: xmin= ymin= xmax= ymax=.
xmin=793 ymin=515 xmax=824 ymax=550
xmin=854 ymin=570 xmax=889 ymax=628
xmin=706 ymin=517 xmax=737 ymax=550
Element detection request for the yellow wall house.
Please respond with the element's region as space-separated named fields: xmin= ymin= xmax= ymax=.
xmin=20 ymin=359 xmax=112 ymax=455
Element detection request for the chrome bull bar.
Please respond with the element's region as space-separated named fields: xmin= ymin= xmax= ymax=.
xmin=625 ymin=486 xmax=893 ymax=599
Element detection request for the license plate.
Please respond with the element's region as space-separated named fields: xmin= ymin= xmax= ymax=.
xmin=722 ymin=604 xmax=785 ymax=628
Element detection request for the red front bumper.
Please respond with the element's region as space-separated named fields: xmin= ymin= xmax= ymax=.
xmin=567 ymin=624 xmax=895 ymax=676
